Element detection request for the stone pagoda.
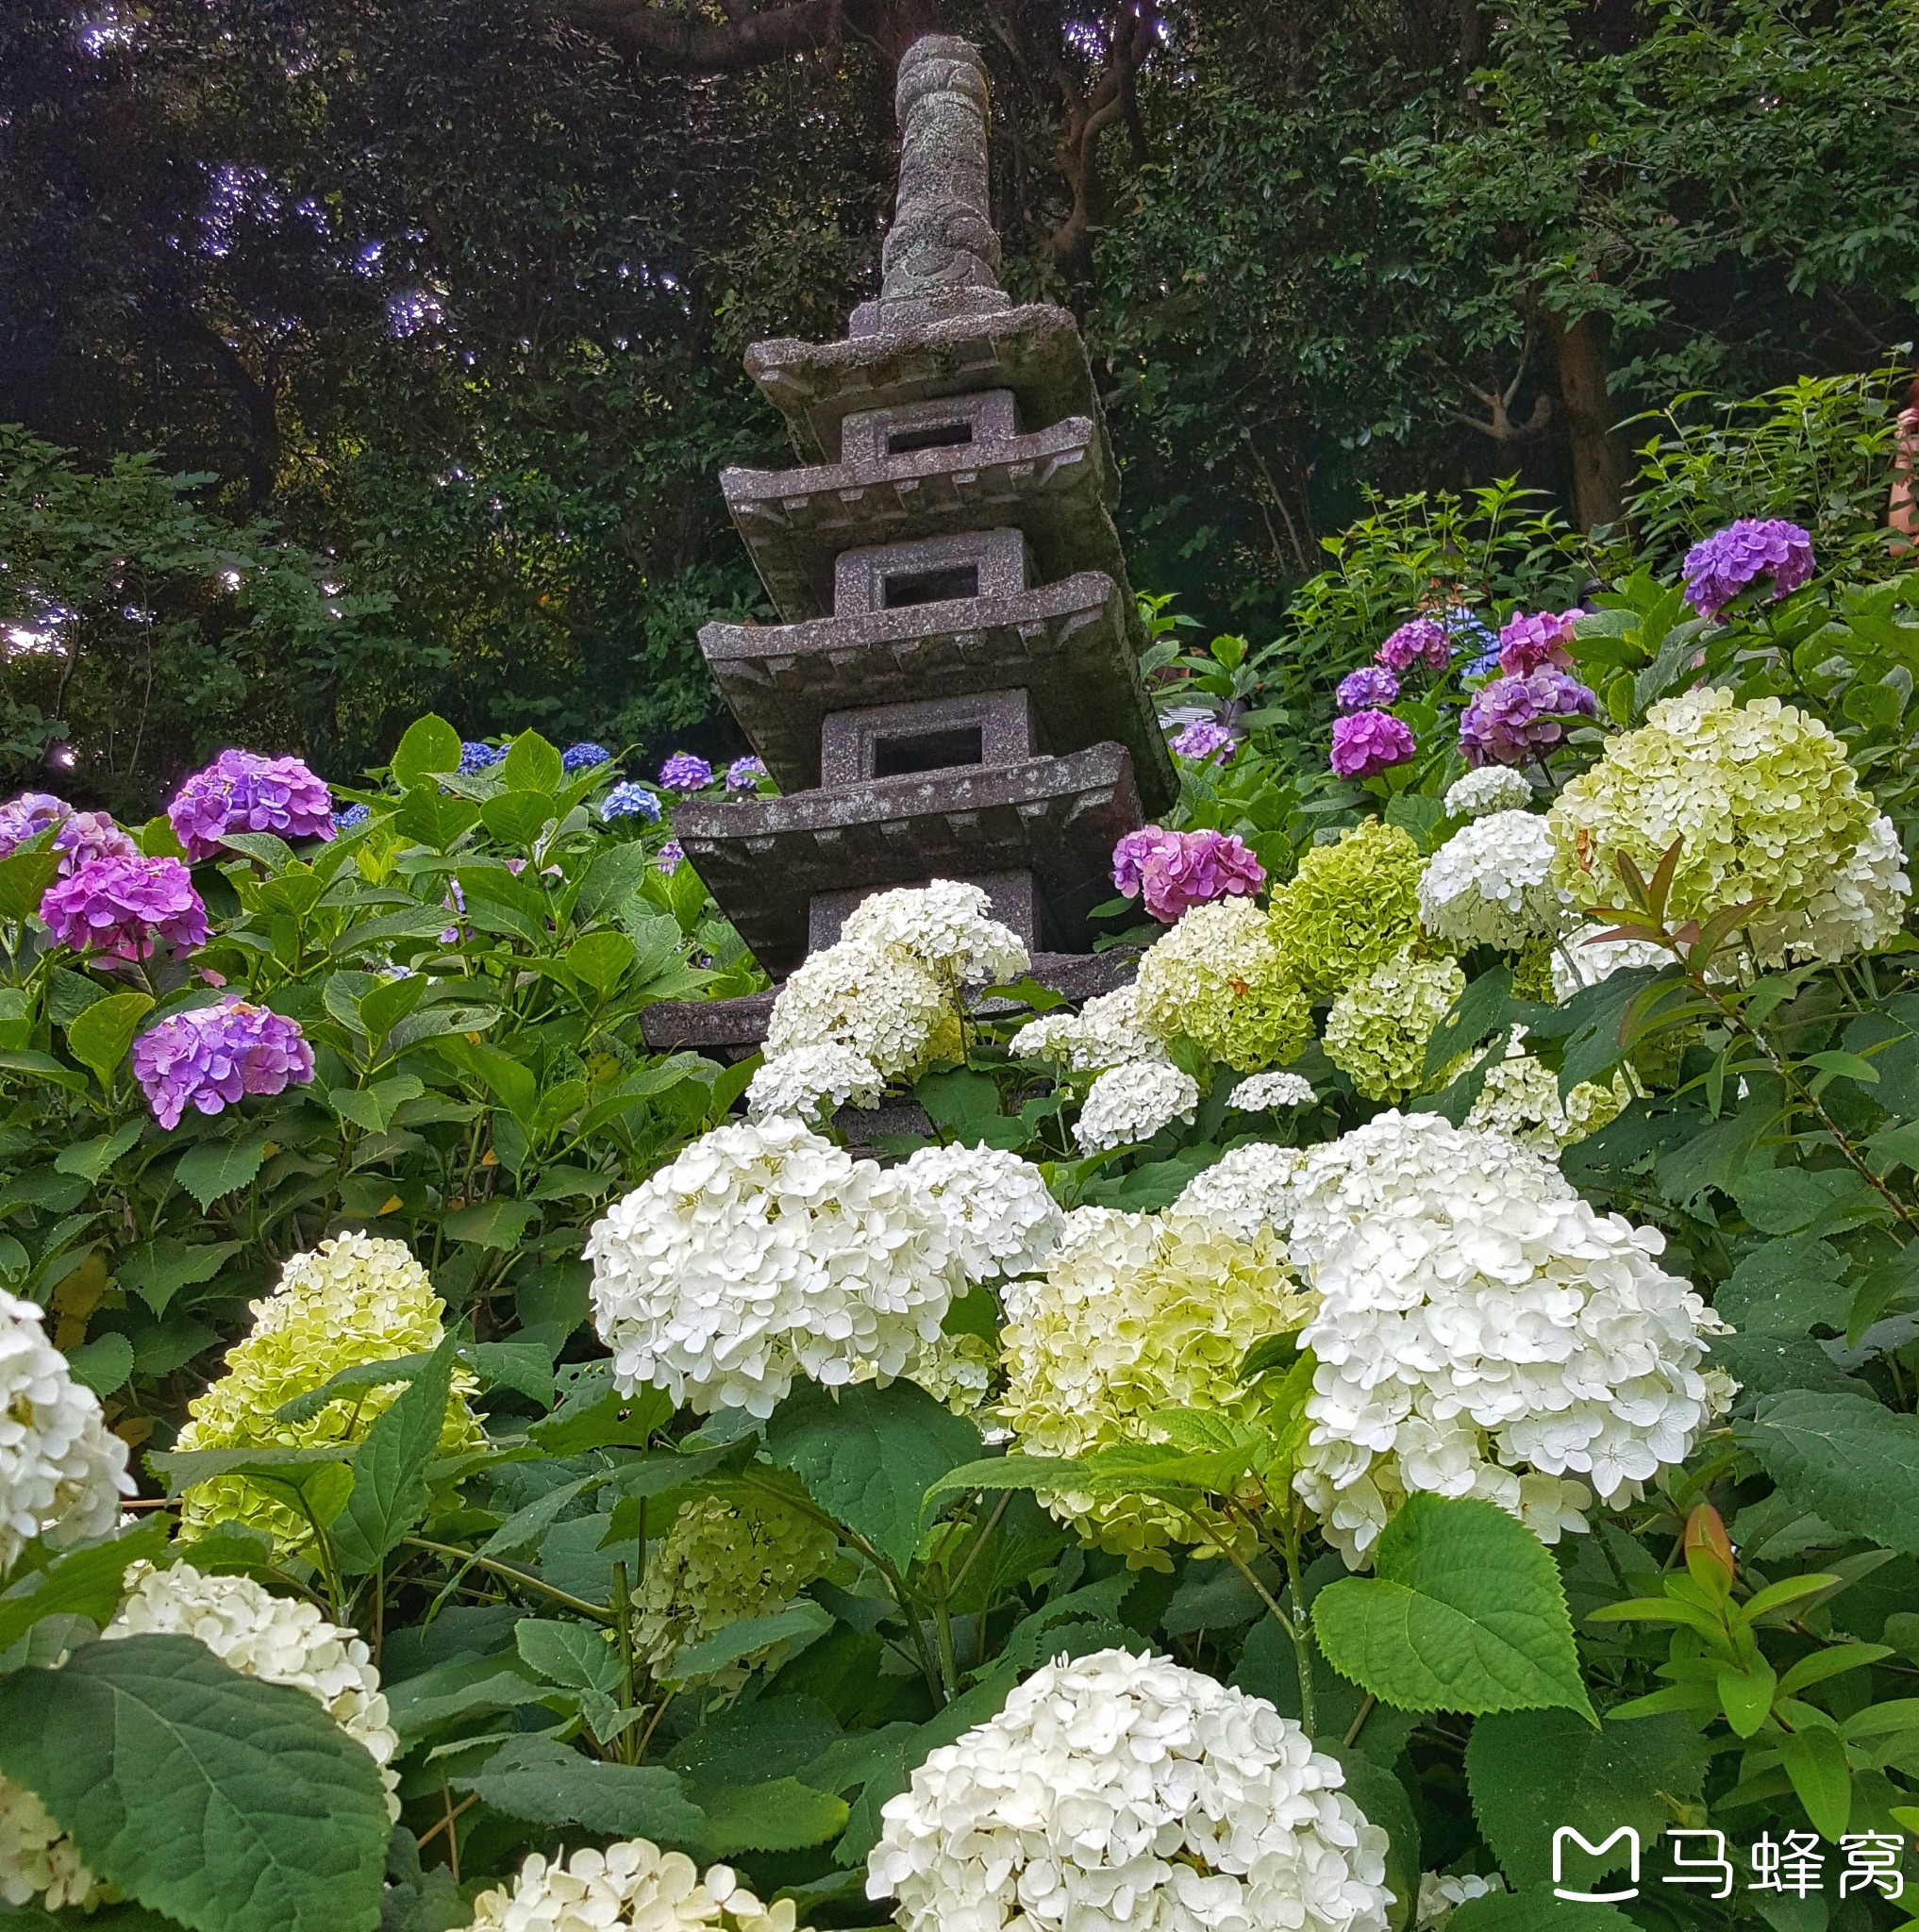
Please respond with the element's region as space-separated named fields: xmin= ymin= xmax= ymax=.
xmin=642 ymin=33 xmax=1173 ymax=1057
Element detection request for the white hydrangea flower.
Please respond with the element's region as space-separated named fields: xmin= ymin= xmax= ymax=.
xmin=1444 ymin=767 xmax=1534 ymax=818
xmin=585 ymin=1119 xmax=961 ymax=1417
xmin=1550 ymin=931 xmax=1670 ymax=1003
xmin=107 ymin=1562 xmax=401 ymax=1817
xmin=898 ymin=1143 xmax=1065 ymax=1283
xmin=1465 ymin=1028 xmax=1627 ymax=1152
xmin=1418 ymin=810 xmax=1563 ymax=951
xmin=0 ymin=1288 xmax=133 ymax=1572
xmin=1175 ymin=1143 xmax=1312 ymax=1241
xmin=764 ymin=937 xmax=953 ymax=1078
xmin=1009 ymin=983 xmax=1166 ymax=1072
xmin=840 ymin=879 xmax=1029 ymax=986
xmin=0 ymin=1779 xmax=95 ymax=1910
xmin=744 ymin=1043 xmax=883 ymax=1124
xmin=1416 ymin=1872 xmax=1505 ymax=1927
xmin=1074 ymin=1061 xmax=1201 ymax=1153
xmin=1230 ymin=1071 xmax=1315 ymax=1111
xmin=469 ymin=1840 xmax=807 ymax=1932
xmin=1782 ymin=810 xmax=1910 ymax=966
xmin=1288 ymin=1112 xmax=1717 ymax=1565
xmin=868 ymin=1647 xmax=1393 ymax=1932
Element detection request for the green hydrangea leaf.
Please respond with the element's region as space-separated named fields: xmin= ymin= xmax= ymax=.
xmin=1740 ymin=1391 xmax=1919 ymax=1552
xmin=449 ymin=1733 xmax=705 ymax=1845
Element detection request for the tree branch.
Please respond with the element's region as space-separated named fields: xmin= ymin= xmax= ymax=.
xmin=565 ymin=0 xmax=862 ymax=71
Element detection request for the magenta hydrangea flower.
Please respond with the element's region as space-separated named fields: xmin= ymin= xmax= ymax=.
xmin=1459 ymin=669 xmax=1599 ymax=768
xmin=1330 ymin=709 xmax=1416 ymax=778
xmin=1682 ymin=519 xmax=1816 ymax=619
xmin=1376 ymin=618 xmax=1453 ymax=673
xmin=40 ymin=855 xmax=209 ymax=961
xmin=130 ymin=996 xmax=315 ymax=1129
xmin=0 ymin=793 xmax=69 ymax=858
xmin=1121 ymin=827 xmax=1266 ymax=924
xmin=168 ymin=749 xmax=334 ymax=859
xmin=53 ymin=810 xmax=138 ymax=873
xmin=659 ymin=753 xmax=712 ymax=794
xmin=1168 ymin=718 xmax=1236 ymax=764
xmin=1336 ymin=666 xmax=1400 ymax=713
xmin=1496 ymin=608 xmax=1583 ymax=675
xmin=1112 ymin=825 xmax=1184 ymax=899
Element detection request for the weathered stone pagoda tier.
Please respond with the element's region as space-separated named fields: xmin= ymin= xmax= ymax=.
xmin=642 ymin=32 xmax=1166 ymax=1054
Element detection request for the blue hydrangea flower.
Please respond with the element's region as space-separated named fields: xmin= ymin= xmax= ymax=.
xmin=561 ymin=741 xmax=612 ymax=774
xmin=459 ymin=741 xmax=505 ymax=774
xmin=601 ymin=781 xmax=661 ymax=824
xmin=332 ymin=803 xmax=371 ymax=832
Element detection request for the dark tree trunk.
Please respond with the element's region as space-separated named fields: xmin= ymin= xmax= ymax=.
xmin=1550 ymin=309 xmax=1629 ymax=531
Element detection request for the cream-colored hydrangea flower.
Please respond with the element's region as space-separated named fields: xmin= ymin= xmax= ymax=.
xmin=1549 ymin=687 xmax=1904 ymax=967
xmin=1417 ymin=1872 xmax=1505 ymax=1927
xmin=1134 ymin=898 xmax=1311 ymax=1072
xmin=107 ymin=1562 xmax=400 ymax=1816
xmin=744 ymin=1042 xmax=883 ymax=1124
xmin=1009 ymin=983 xmax=1165 ymax=1073
xmin=763 ymin=937 xmax=954 ymax=1079
xmin=586 ymin=1119 xmax=961 ymax=1417
xmin=1073 ymin=1061 xmax=1201 ymax=1154
xmin=1465 ymin=1029 xmax=1628 ymax=1152
xmin=0 ymin=1780 xmax=94 ymax=1911
xmin=839 ymin=879 xmax=1029 ymax=987
xmin=1288 ymin=1112 xmax=1717 ymax=1566
xmin=1229 ymin=1071 xmax=1315 ymax=1111
xmin=897 ymin=1143 xmax=1064 ymax=1283
xmin=1174 ymin=1143 xmax=1311 ymax=1242
xmin=1270 ymin=820 xmax=1427 ymax=995
xmin=0 ymin=1289 xmax=132 ymax=1571
xmin=175 ymin=1234 xmax=481 ymax=1551
xmin=1323 ymin=953 xmax=1465 ymax=1102
xmin=1418 ymin=810 xmax=1563 ymax=951
xmin=631 ymin=1492 xmax=835 ymax=1677
xmin=1549 ymin=931 xmax=1670 ymax=1001
xmin=900 ymin=1331 xmax=1000 ymax=1424
xmin=1443 ymin=768 xmax=1533 ymax=819
xmin=868 ymin=1647 xmax=1393 ymax=1932
xmin=999 ymin=1208 xmax=1312 ymax=1565
xmin=469 ymin=1840 xmax=807 ymax=1932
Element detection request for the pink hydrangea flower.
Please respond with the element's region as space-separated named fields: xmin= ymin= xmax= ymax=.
xmin=168 ymin=749 xmax=334 ymax=860
xmin=1496 ymin=608 xmax=1583 ymax=675
xmin=1329 ymin=709 xmax=1416 ymax=778
xmin=1376 ymin=618 xmax=1453 ymax=673
xmin=130 ymin=996 xmax=315 ymax=1129
xmin=1682 ymin=519 xmax=1815 ymax=620
xmin=40 ymin=855 xmax=209 ymax=961
xmin=1113 ymin=825 xmax=1265 ymax=924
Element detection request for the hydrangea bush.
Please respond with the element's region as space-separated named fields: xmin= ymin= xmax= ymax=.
xmin=9 ymin=403 xmax=1919 ymax=1932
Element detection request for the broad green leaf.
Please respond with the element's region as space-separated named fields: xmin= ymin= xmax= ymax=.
xmin=1777 ymin=1724 xmax=1853 ymax=1840
xmin=442 ymin=1198 xmax=538 ymax=1250
xmin=273 ymin=1353 xmax=431 ymax=1426
xmin=479 ymin=791 xmax=556 ymax=848
xmin=696 ymin=1778 xmax=848 ymax=1857
xmin=501 ymin=732 xmax=563 ymax=794
xmin=664 ymin=1698 xmax=841 ymax=1787
xmin=1742 ymin=1391 xmax=1919 ymax=1552
xmin=215 ymin=832 xmax=295 ymax=872
xmin=670 ymin=1602 xmax=833 ymax=1680
xmin=1558 ymin=963 xmax=1669 ymax=1096
xmin=146 ymin=1443 xmax=354 ymax=1501
xmin=566 ymin=929 xmax=634 ymax=1000
xmin=1450 ymin=1890 xmax=1638 ymax=1931
xmin=1424 ymin=964 xmax=1511 ymax=1076
xmin=1466 ymin=1707 xmax=1705 ymax=1889
xmin=392 ymin=787 xmax=480 ymax=851
xmin=56 ymin=1121 xmax=144 ymax=1183
xmin=450 ymin=1733 xmax=705 ymax=1844
xmin=115 ymin=1239 xmax=242 ymax=1317
xmin=330 ymin=1331 xmax=459 ymax=1573
xmin=0 ymin=1633 xmax=388 ymax=1932
xmin=65 ymin=1332 xmax=133 ymax=1396
xmin=383 ymin=1658 xmax=549 ymax=1744
xmin=466 ymin=1340 xmax=555 ymax=1407
xmin=66 ymin=993 xmax=153 ymax=1094
xmin=1311 ymin=1493 xmax=1595 ymax=1718
xmin=390 ymin=714 xmax=463 ymax=790
xmin=769 ymin=1378 xmax=980 ymax=1570
xmin=515 ymin=1618 xmax=622 ymax=1694
xmin=0 ymin=847 xmax=60 ymax=923
xmin=1716 ymin=1237 xmax=1849 ymax=1337
xmin=480 ymin=1478 xmax=596 ymax=1559
xmin=172 ymin=1135 xmax=271 ymax=1212
xmin=0 ymin=1518 xmax=169 ymax=1652
xmin=356 ymin=972 xmax=426 ymax=1046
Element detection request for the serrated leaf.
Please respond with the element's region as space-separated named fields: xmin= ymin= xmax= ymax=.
xmin=695 ymin=1778 xmax=847 ymax=1856
xmin=67 ymin=993 xmax=153 ymax=1094
xmin=1425 ymin=965 xmax=1512 ymax=1076
xmin=1451 ymin=1890 xmax=1637 ymax=1931
xmin=390 ymin=715 xmax=462 ymax=791
xmin=0 ymin=1633 xmax=388 ymax=1932
xmin=329 ymin=1331 xmax=458 ymax=1574
xmin=172 ymin=1136 xmax=270 ymax=1212
xmin=1311 ymin=1493 xmax=1594 ymax=1718
xmin=441 ymin=1198 xmax=537 ymax=1250
xmin=115 ymin=1238 xmax=242 ymax=1317
xmin=669 ymin=1601 xmax=832 ymax=1679
xmin=65 ymin=1332 xmax=133 ymax=1396
xmin=1741 ymin=1391 xmax=1919 ymax=1552
xmin=767 ymin=1379 xmax=980 ymax=1571
xmin=0 ymin=1517 xmax=169 ymax=1652
xmin=449 ymin=1733 xmax=704 ymax=1844
xmin=515 ymin=1619 xmax=621 ymax=1694
xmin=56 ymin=1122 xmax=144 ymax=1184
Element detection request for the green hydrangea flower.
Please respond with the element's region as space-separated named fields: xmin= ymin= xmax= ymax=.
xmin=1271 ymin=821 xmax=1429 ymax=995
xmin=999 ymin=1208 xmax=1314 ymax=1569
xmin=1133 ymin=897 xmax=1313 ymax=1072
xmin=1323 ymin=952 xmax=1466 ymax=1101
xmin=1549 ymin=687 xmax=1897 ymax=968
xmin=175 ymin=1233 xmax=483 ymax=1552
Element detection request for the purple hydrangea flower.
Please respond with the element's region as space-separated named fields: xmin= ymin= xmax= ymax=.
xmin=656 ymin=839 xmax=685 ymax=874
xmin=1112 ymin=826 xmax=1265 ymax=924
xmin=54 ymin=810 xmax=138 ymax=873
xmin=562 ymin=741 xmax=611 ymax=774
xmin=659 ymin=753 xmax=712 ymax=794
xmin=1496 ymin=608 xmax=1583 ymax=676
xmin=1460 ymin=669 xmax=1599 ymax=767
xmin=1169 ymin=718 xmax=1236 ymax=764
xmin=601 ymin=781 xmax=661 ymax=823
xmin=1377 ymin=618 xmax=1453 ymax=673
xmin=40 ymin=855 xmax=209 ymax=961
xmin=168 ymin=749 xmax=334 ymax=859
xmin=131 ymin=996 xmax=315 ymax=1129
xmin=459 ymin=741 xmax=505 ymax=774
xmin=1330 ymin=709 xmax=1417 ymax=778
xmin=333 ymin=803 xmax=371 ymax=832
xmin=1336 ymin=666 xmax=1400 ymax=714
xmin=0 ymin=793 xmax=69 ymax=858
xmin=726 ymin=755 xmax=767 ymax=792
xmin=1682 ymin=519 xmax=1816 ymax=620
